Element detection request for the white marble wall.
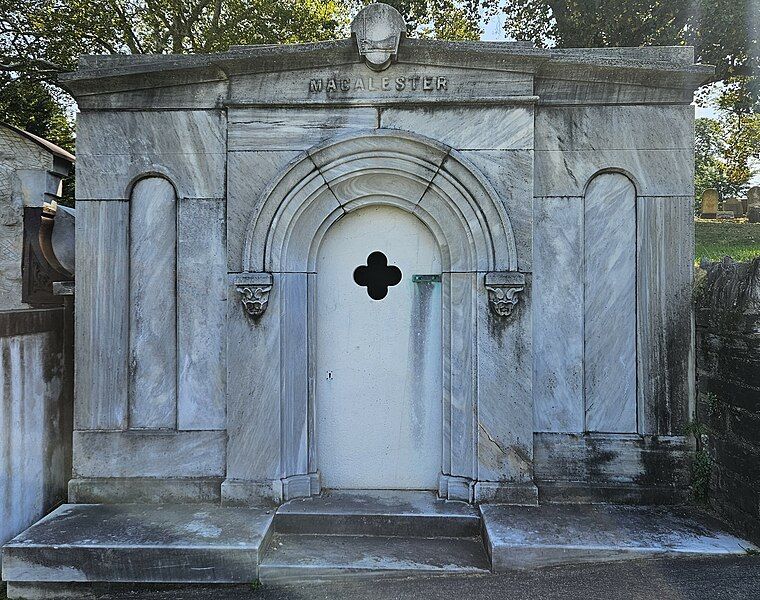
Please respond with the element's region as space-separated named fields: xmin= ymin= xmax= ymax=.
xmin=637 ymin=195 xmax=695 ymax=434
xmin=73 ymin=110 xmax=229 ymax=496
xmin=0 ymin=327 xmax=66 ymax=544
xmin=71 ymin=89 xmax=696 ymax=501
xmin=532 ymin=196 xmax=584 ymax=433
xmin=75 ymin=201 xmax=130 ymax=430
xmin=75 ymin=110 xmax=226 ymax=200
xmin=534 ymin=105 xmax=694 ymax=197
xmin=532 ymin=104 xmax=695 ymax=437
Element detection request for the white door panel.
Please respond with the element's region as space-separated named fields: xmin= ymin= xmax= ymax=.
xmin=316 ymin=205 xmax=442 ymax=490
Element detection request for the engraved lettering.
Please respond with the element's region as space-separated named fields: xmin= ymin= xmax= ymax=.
xmin=306 ymin=74 xmax=451 ymax=95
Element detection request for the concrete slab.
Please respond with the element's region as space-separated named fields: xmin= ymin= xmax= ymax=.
xmin=481 ymin=504 xmax=756 ymax=571
xmin=259 ymin=533 xmax=491 ymax=583
xmin=275 ymin=490 xmax=480 ymax=536
xmin=1 ymin=504 xmax=275 ymax=584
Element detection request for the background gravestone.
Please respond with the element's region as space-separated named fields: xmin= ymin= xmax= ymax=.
xmin=748 ymin=186 xmax=760 ymax=223
xmin=723 ymin=197 xmax=743 ymax=217
xmin=701 ymin=188 xmax=719 ymax=218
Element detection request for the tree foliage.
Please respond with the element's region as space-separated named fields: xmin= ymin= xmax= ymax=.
xmin=695 ymin=115 xmax=760 ymax=208
xmin=0 ymin=0 xmax=348 ymax=148
xmin=0 ymin=76 xmax=74 ymax=151
xmin=0 ymin=0 xmax=348 ymax=79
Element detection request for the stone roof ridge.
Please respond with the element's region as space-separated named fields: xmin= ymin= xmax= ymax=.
xmin=0 ymin=122 xmax=75 ymax=163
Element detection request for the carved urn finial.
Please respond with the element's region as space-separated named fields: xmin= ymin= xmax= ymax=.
xmin=350 ymin=3 xmax=406 ymax=71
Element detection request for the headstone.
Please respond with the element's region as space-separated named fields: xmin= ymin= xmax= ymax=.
xmin=748 ymin=186 xmax=760 ymax=223
xmin=723 ymin=197 xmax=744 ymax=217
xmin=716 ymin=210 xmax=735 ymax=219
xmin=700 ymin=188 xmax=719 ymax=218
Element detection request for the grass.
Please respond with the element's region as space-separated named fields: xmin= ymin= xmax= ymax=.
xmin=695 ymin=220 xmax=760 ymax=263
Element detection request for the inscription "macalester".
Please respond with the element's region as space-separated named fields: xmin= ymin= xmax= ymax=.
xmin=309 ymin=75 xmax=448 ymax=93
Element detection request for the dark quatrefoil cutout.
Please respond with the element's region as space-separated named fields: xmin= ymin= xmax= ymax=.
xmin=353 ymin=251 xmax=402 ymax=300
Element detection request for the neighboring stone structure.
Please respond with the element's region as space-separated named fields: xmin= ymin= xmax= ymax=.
xmin=1 ymin=3 xmax=733 ymax=593
xmin=0 ymin=127 xmax=74 ymax=547
xmin=696 ymin=257 xmax=760 ymax=544
xmin=0 ymin=124 xmax=73 ymax=310
xmin=723 ymin=197 xmax=744 ymax=218
xmin=748 ymin=186 xmax=760 ymax=223
xmin=701 ymin=188 xmax=719 ymax=218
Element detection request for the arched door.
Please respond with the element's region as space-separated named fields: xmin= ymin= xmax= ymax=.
xmin=315 ymin=205 xmax=442 ymax=490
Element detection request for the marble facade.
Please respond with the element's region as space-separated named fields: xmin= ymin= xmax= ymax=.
xmin=63 ymin=4 xmax=709 ymax=506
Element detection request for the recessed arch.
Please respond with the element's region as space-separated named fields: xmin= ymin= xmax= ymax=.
xmin=124 ymin=168 xmax=181 ymax=201
xmin=242 ymin=130 xmax=518 ymax=274
xmin=232 ymin=129 xmax=523 ymax=503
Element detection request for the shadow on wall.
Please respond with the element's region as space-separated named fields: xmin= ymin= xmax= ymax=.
xmin=695 ymin=256 xmax=760 ymax=543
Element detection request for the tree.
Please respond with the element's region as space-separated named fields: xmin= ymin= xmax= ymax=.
xmin=0 ymin=0 xmax=349 ymax=82
xmin=0 ymin=0 xmax=349 ymax=148
xmin=695 ymin=116 xmax=760 ymax=211
xmin=0 ymin=76 xmax=74 ymax=152
xmin=695 ymin=118 xmax=731 ymax=207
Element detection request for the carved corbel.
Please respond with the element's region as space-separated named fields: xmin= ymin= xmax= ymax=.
xmin=234 ymin=272 xmax=273 ymax=318
xmin=485 ymin=272 xmax=525 ymax=318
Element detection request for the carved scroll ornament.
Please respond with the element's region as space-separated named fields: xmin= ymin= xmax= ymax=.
xmin=485 ymin=272 xmax=525 ymax=318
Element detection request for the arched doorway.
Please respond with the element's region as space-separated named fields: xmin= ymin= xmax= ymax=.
xmin=229 ymin=130 xmax=523 ymax=504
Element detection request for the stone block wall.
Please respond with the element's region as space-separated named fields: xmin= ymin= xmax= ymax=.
xmin=696 ymin=257 xmax=760 ymax=543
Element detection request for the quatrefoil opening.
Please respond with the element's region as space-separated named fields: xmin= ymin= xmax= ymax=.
xmin=353 ymin=251 xmax=402 ymax=300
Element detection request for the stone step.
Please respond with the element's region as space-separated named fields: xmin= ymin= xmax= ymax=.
xmin=274 ymin=490 xmax=481 ymax=537
xmin=481 ymin=504 xmax=756 ymax=572
xmin=1 ymin=504 xmax=275 ymax=585
xmin=258 ymin=533 xmax=491 ymax=583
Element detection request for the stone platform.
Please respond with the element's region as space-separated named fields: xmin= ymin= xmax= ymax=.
xmin=481 ymin=504 xmax=754 ymax=572
xmin=2 ymin=493 xmax=756 ymax=598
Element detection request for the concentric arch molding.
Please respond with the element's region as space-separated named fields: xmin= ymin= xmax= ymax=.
xmin=242 ymin=129 xmax=519 ymax=274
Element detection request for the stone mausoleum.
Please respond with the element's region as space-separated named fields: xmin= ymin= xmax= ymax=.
xmin=4 ymin=4 xmax=753 ymax=595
